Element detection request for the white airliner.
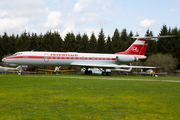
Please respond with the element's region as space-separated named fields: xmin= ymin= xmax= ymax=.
xmin=2 ymin=36 xmax=173 ymax=76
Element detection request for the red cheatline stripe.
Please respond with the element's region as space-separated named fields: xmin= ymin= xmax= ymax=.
xmin=6 ymin=56 xmax=44 ymax=59
xmin=28 ymin=56 xmax=44 ymax=59
xmin=6 ymin=56 xmax=116 ymax=61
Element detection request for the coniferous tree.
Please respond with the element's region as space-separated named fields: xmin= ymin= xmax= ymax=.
xmin=53 ymin=31 xmax=63 ymax=52
xmin=29 ymin=32 xmax=38 ymax=51
xmin=0 ymin=35 xmax=2 ymax=60
xmin=20 ymin=31 xmax=30 ymax=51
xmin=75 ymin=33 xmax=82 ymax=52
xmin=81 ymin=33 xmax=89 ymax=53
xmin=170 ymin=27 xmax=180 ymax=62
xmin=111 ymin=28 xmax=121 ymax=53
xmin=128 ymin=30 xmax=133 ymax=38
xmin=106 ymin=35 xmax=112 ymax=53
xmin=50 ymin=32 xmax=56 ymax=51
xmin=157 ymin=25 xmax=169 ymax=53
xmin=121 ymin=28 xmax=128 ymax=42
xmin=135 ymin=32 xmax=139 ymax=37
xmin=97 ymin=29 xmax=106 ymax=53
xmin=63 ymin=32 xmax=76 ymax=52
xmin=15 ymin=35 xmax=23 ymax=52
xmin=9 ymin=34 xmax=16 ymax=54
xmin=126 ymin=31 xmax=134 ymax=50
xmin=145 ymin=29 xmax=157 ymax=56
xmin=36 ymin=33 xmax=44 ymax=51
xmin=121 ymin=28 xmax=128 ymax=51
xmin=43 ymin=31 xmax=52 ymax=51
xmin=89 ymin=32 xmax=97 ymax=53
xmin=2 ymin=32 xmax=11 ymax=55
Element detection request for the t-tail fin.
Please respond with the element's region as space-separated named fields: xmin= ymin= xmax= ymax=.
xmin=115 ymin=35 xmax=176 ymax=55
xmin=115 ymin=38 xmax=150 ymax=55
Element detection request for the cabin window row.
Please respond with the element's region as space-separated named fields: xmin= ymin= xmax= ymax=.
xmin=46 ymin=56 xmax=116 ymax=60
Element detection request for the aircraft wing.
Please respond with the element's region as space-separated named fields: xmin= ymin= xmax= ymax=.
xmin=38 ymin=69 xmax=75 ymax=73
xmin=38 ymin=69 xmax=55 ymax=72
xmin=70 ymin=62 xmax=161 ymax=69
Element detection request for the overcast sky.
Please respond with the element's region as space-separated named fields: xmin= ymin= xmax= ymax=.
xmin=0 ymin=0 xmax=179 ymax=38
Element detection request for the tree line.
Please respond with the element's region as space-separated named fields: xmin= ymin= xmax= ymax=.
xmin=0 ymin=25 xmax=180 ymax=69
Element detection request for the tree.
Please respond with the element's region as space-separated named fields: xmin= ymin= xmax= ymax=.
xmin=128 ymin=30 xmax=133 ymax=38
xmin=2 ymin=32 xmax=11 ymax=55
xmin=169 ymin=27 xmax=180 ymax=59
xmin=89 ymin=32 xmax=97 ymax=53
xmin=15 ymin=35 xmax=23 ymax=52
xmin=126 ymin=31 xmax=134 ymax=50
xmin=43 ymin=31 xmax=52 ymax=51
xmin=53 ymin=31 xmax=63 ymax=52
xmin=111 ymin=28 xmax=121 ymax=53
xmin=36 ymin=33 xmax=44 ymax=51
xmin=81 ymin=33 xmax=89 ymax=53
xmin=63 ymin=32 xmax=76 ymax=52
xmin=145 ymin=29 xmax=157 ymax=56
xmin=121 ymin=28 xmax=128 ymax=42
xmin=0 ymin=35 xmax=2 ymax=60
xmin=20 ymin=31 xmax=30 ymax=51
xmin=121 ymin=28 xmax=129 ymax=51
xmin=29 ymin=32 xmax=38 ymax=51
xmin=157 ymin=25 xmax=169 ymax=53
xmin=144 ymin=53 xmax=178 ymax=72
xmin=9 ymin=34 xmax=16 ymax=54
xmin=75 ymin=33 xmax=82 ymax=52
xmin=97 ymin=29 xmax=106 ymax=53
xmin=106 ymin=35 xmax=113 ymax=53
xmin=135 ymin=32 xmax=139 ymax=37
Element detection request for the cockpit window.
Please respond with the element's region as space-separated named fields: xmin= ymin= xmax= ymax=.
xmin=14 ymin=52 xmax=22 ymax=56
xmin=14 ymin=53 xmax=18 ymax=56
xmin=18 ymin=53 xmax=22 ymax=55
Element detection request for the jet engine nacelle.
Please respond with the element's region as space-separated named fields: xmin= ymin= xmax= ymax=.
xmin=116 ymin=56 xmax=136 ymax=62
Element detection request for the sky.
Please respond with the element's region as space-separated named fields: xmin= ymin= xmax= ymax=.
xmin=0 ymin=0 xmax=180 ymax=38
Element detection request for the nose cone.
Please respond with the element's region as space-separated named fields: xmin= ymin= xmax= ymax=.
xmin=2 ymin=58 xmax=6 ymax=62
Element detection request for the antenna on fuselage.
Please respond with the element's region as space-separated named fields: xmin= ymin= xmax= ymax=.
xmin=31 ymin=49 xmax=35 ymax=52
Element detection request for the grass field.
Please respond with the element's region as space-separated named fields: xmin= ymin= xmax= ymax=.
xmin=0 ymin=74 xmax=180 ymax=120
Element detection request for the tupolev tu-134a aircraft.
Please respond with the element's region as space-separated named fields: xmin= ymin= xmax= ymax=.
xmin=2 ymin=36 xmax=174 ymax=76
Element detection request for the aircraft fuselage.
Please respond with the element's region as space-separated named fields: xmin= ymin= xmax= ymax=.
xmin=3 ymin=51 xmax=142 ymax=66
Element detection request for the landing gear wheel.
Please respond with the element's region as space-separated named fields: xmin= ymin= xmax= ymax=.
xmin=85 ymin=70 xmax=92 ymax=75
xmin=88 ymin=70 xmax=92 ymax=75
xmin=85 ymin=70 xmax=89 ymax=74
xmin=102 ymin=72 xmax=111 ymax=76
xmin=102 ymin=72 xmax=106 ymax=76
xmin=106 ymin=72 xmax=111 ymax=76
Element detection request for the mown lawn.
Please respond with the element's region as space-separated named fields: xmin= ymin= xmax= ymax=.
xmin=0 ymin=74 xmax=180 ymax=120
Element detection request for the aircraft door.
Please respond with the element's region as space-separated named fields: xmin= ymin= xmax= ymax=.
xmin=44 ymin=53 xmax=49 ymax=62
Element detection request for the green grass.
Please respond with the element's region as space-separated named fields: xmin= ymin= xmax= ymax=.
xmin=0 ymin=74 xmax=180 ymax=120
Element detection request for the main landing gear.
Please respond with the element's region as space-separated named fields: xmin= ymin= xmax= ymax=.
xmin=84 ymin=70 xmax=92 ymax=75
xmin=83 ymin=68 xmax=111 ymax=76
xmin=101 ymin=72 xmax=111 ymax=76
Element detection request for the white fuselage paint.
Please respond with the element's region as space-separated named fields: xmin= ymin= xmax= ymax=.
xmin=4 ymin=51 xmax=145 ymax=66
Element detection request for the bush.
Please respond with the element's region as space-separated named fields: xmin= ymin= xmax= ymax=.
xmin=144 ymin=53 xmax=178 ymax=72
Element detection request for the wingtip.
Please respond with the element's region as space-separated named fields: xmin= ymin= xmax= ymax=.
xmin=155 ymin=67 xmax=162 ymax=69
xmin=171 ymin=35 xmax=177 ymax=37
